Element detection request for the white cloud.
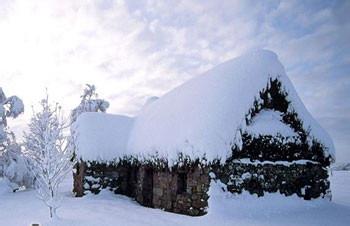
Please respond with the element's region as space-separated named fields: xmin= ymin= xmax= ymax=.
xmin=1 ymin=0 xmax=349 ymax=161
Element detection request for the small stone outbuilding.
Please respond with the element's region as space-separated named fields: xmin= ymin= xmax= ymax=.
xmin=73 ymin=50 xmax=335 ymax=216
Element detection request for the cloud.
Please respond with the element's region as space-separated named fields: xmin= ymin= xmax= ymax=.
xmin=0 ymin=0 xmax=349 ymax=161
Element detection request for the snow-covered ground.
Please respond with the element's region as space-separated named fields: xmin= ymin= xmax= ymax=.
xmin=0 ymin=171 xmax=349 ymax=226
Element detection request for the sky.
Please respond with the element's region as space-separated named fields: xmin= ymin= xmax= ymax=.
xmin=0 ymin=0 xmax=349 ymax=161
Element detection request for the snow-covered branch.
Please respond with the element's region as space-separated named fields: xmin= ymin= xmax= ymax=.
xmin=24 ymin=95 xmax=74 ymax=219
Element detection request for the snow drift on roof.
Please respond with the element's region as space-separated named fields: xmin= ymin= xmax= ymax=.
xmin=128 ymin=49 xmax=335 ymax=161
xmin=245 ymin=110 xmax=297 ymax=137
xmin=75 ymin=112 xmax=134 ymax=162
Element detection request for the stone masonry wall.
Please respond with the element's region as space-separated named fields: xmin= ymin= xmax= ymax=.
xmin=73 ymin=162 xmax=86 ymax=197
xmin=150 ymin=166 xmax=210 ymax=216
xmin=73 ymin=160 xmax=210 ymax=216
xmin=176 ymin=166 xmax=210 ymax=216
xmin=212 ymin=161 xmax=330 ymax=200
xmin=73 ymin=161 xmax=139 ymax=197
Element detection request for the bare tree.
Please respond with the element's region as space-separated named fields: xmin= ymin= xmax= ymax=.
xmin=24 ymin=95 xmax=73 ymax=219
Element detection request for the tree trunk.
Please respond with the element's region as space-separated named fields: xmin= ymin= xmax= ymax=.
xmin=49 ymin=206 xmax=53 ymax=218
xmin=49 ymin=206 xmax=58 ymax=219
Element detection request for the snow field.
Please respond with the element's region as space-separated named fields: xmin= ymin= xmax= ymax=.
xmin=0 ymin=171 xmax=349 ymax=226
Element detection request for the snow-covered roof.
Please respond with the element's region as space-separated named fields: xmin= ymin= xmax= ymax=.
xmin=75 ymin=112 xmax=134 ymax=162
xmin=127 ymin=50 xmax=335 ymax=161
xmin=74 ymin=50 xmax=335 ymax=163
xmin=244 ymin=110 xmax=297 ymax=138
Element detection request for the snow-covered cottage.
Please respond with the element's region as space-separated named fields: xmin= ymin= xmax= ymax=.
xmin=73 ymin=50 xmax=335 ymax=216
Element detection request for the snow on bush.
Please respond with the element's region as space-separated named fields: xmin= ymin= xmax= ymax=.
xmin=0 ymin=87 xmax=30 ymax=188
xmin=0 ymin=87 xmax=24 ymax=151
xmin=2 ymin=134 xmax=34 ymax=190
xmin=244 ymin=109 xmax=297 ymax=137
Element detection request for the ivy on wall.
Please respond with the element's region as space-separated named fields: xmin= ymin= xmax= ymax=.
xmin=236 ymin=78 xmax=331 ymax=166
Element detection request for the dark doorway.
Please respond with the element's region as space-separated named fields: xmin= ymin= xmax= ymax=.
xmin=125 ymin=166 xmax=138 ymax=197
xmin=142 ymin=168 xmax=154 ymax=207
xmin=177 ymin=172 xmax=187 ymax=194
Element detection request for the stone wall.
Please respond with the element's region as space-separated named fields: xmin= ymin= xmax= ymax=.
xmin=136 ymin=166 xmax=154 ymax=207
xmin=73 ymin=160 xmax=210 ymax=216
xmin=151 ymin=169 xmax=174 ymax=210
xmin=73 ymin=153 xmax=331 ymax=216
xmin=73 ymin=161 xmax=85 ymax=197
xmin=222 ymin=120 xmax=332 ymax=199
xmin=176 ymin=166 xmax=210 ymax=216
xmin=73 ymin=161 xmax=139 ymax=197
xmin=150 ymin=166 xmax=210 ymax=216
xmin=212 ymin=160 xmax=330 ymax=200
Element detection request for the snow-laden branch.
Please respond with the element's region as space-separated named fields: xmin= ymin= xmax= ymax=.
xmin=24 ymin=95 xmax=74 ymax=219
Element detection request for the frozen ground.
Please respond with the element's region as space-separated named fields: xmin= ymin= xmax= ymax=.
xmin=0 ymin=171 xmax=349 ymax=226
